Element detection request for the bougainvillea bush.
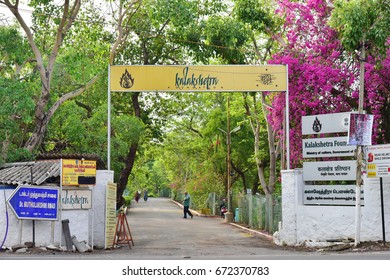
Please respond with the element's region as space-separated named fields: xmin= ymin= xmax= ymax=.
xmin=267 ymin=0 xmax=389 ymax=168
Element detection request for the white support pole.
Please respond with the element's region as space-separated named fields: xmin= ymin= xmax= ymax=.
xmin=18 ymin=220 xmax=22 ymax=245
xmin=355 ymin=42 xmax=366 ymax=247
xmin=90 ymin=186 xmax=94 ymax=251
xmin=285 ymin=64 xmax=290 ymax=170
xmin=59 ymin=159 xmax=63 ymax=248
xmin=107 ymin=65 xmax=111 ymax=171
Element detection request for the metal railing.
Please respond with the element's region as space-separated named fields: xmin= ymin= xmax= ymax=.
xmin=171 ymin=191 xmax=282 ymax=234
xmin=233 ymin=193 xmax=282 ymax=234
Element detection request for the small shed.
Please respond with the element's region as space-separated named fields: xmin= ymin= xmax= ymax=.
xmin=0 ymin=154 xmax=106 ymax=186
xmin=0 ymin=154 xmax=114 ymax=250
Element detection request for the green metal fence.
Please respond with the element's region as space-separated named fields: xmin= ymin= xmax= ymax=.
xmin=232 ymin=193 xmax=282 ymax=234
xmin=171 ymin=191 xmax=282 ymax=234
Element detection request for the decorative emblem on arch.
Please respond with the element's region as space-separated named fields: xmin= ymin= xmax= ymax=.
xmin=257 ymin=73 xmax=276 ymax=86
xmin=119 ymin=69 xmax=135 ymax=89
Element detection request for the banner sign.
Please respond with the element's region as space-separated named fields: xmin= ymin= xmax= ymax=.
xmin=7 ymin=186 xmax=59 ymax=220
xmin=302 ymin=136 xmax=356 ymax=158
xmin=303 ymin=160 xmax=357 ymax=181
xmin=105 ymin=182 xmax=117 ymax=249
xmin=366 ymin=144 xmax=390 ymax=178
xmin=302 ymin=112 xmax=351 ymax=135
xmin=62 ymin=159 xmax=96 ymax=186
xmin=347 ymin=113 xmax=373 ymax=145
xmin=303 ymin=185 xmax=363 ymax=206
xmin=61 ymin=188 xmax=92 ymax=209
xmin=110 ymin=65 xmax=287 ymax=92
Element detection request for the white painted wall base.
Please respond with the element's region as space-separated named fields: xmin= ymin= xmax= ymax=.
xmin=0 ymin=170 xmax=114 ymax=249
xmin=275 ymin=169 xmax=390 ymax=246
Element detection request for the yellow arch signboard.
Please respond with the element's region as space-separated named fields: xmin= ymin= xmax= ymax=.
xmin=107 ymin=64 xmax=290 ymax=170
xmin=110 ymin=65 xmax=287 ymax=92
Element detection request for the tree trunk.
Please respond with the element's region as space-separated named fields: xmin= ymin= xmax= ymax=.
xmin=24 ymin=113 xmax=50 ymax=152
xmin=261 ymin=93 xmax=281 ymax=194
xmin=116 ymin=143 xmax=139 ymax=209
xmin=231 ymin=160 xmax=247 ymax=194
xmin=1 ymin=133 xmax=11 ymax=163
xmin=116 ymin=93 xmax=141 ymax=208
xmin=24 ymin=75 xmax=100 ymax=152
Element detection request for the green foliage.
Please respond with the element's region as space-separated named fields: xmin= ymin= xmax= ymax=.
xmin=234 ymin=0 xmax=274 ymax=32
xmin=1 ymin=0 xmax=282 ymax=204
xmin=0 ymin=26 xmax=37 ymax=163
xmin=152 ymin=0 xmax=197 ymax=27
xmin=0 ymin=25 xmax=32 ymax=67
xmin=330 ymin=0 xmax=390 ymax=55
xmin=204 ymin=16 xmax=250 ymax=63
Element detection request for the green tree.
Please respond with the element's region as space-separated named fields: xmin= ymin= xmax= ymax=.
xmin=330 ymin=0 xmax=390 ymax=56
xmin=1 ymin=0 xmax=105 ymax=154
xmin=0 ymin=25 xmax=35 ymax=163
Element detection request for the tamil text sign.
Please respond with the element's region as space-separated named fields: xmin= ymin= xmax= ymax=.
xmin=303 ymin=160 xmax=357 ymax=181
xmin=105 ymin=182 xmax=117 ymax=249
xmin=303 ymin=185 xmax=363 ymax=206
xmin=61 ymin=188 xmax=92 ymax=210
xmin=110 ymin=65 xmax=287 ymax=92
xmin=7 ymin=186 xmax=59 ymax=220
xmin=62 ymin=159 xmax=96 ymax=186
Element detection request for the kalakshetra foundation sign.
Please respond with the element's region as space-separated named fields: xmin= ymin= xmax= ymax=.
xmin=110 ymin=65 xmax=287 ymax=92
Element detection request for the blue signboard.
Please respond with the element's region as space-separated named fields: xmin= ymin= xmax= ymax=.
xmin=7 ymin=186 xmax=59 ymax=220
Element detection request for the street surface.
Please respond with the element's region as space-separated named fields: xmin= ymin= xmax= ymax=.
xmin=2 ymin=197 xmax=390 ymax=260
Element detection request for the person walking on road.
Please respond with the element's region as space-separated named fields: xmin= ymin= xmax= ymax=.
xmin=143 ymin=190 xmax=148 ymax=202
xmin=134 ymin=190 xmax=140 ymax=203
xmin=182 ymin=191 xmax=193 ymax=219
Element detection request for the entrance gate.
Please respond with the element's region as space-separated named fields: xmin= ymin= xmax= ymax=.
xmin=108 ymin=64 xmax=289 ymax=169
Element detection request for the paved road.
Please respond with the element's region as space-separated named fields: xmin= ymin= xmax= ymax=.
xmin=122 ymin=197 xmax=294 ymax=259
xmin=2 ymin=197 xmax=390 ymax=260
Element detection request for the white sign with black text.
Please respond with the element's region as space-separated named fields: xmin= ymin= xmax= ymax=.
xmin=303 ymin=160 xmax=357 ymax=181
xmin=366 ymin=144 xmax=390 ymax=178
xmin=302 ymin=136 xmax=356 ymax=158
xmin=303 ymin=185 xmax=363 ymax=206
xmin=61 ymin=188 xmax=92 ymax=210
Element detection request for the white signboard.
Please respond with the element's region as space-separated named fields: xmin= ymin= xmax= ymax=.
xmin=61 ymin=188 xmax=92 ymax=210
xmin=302 ymin=137 xmax=356 ymax=158
xmin=105 ymin=182 xmax=117 ymax=249
xmin=302 ymin=112 xmax=351 ymax=135
xmin=303 ymin=185 xmax=363 ymax=206
xmin=366 ymin=144 xmax=390 ymax=178
xmin=366 ymin=144 xmax=390 ymax=163
xmin=367 ymin=164 xmax=390 ymax=178
xmin=303 ymin=160 xmax=357 ymax=181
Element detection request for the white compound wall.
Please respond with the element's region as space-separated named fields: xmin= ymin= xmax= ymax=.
xmin=0 ymin=170 xmax=114 ymax=249
xmin=275 ymin=169 xmax=390 ymax=246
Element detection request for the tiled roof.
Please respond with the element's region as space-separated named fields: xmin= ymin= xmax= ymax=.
xmin=36 ymin=153 xmax=106 ymax=169
xmin=0 ymin=154 xmax=105 ymax=186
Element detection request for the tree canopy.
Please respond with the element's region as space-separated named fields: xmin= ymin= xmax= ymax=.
xmin=1 ymin=0 xmax=390 ymax=208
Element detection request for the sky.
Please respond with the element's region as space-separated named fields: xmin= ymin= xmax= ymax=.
xmin=0 ymin=2 xmax=33 ymax=26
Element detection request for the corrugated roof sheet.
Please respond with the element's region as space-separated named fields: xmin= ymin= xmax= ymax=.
xmin=0 ymin=154 xmax=105 ymax=186
xmin=0 ymin=160 xmax=61 ymax=186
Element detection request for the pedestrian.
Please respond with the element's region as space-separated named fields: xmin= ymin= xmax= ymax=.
xmin=134 ymin=191 xmax=140 ymax=203
xmin=182 ymin=191 xmax=193 ymax=219
xmin=143 ymin=190 xmax=148 ymax=202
